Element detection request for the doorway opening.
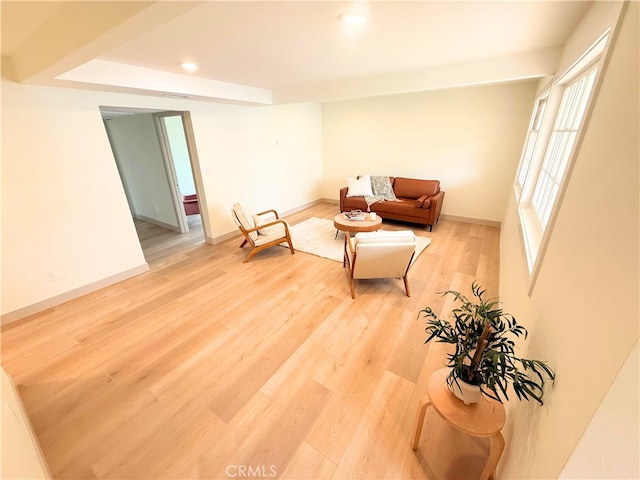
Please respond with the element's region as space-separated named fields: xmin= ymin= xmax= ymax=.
xmin=101 ymin=107 xmax=208 ymax=265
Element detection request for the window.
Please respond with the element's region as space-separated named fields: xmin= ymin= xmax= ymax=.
xmin=515 ymin=95 xmax=548 ymax=197
xmin=532 ymin=67 xmax=598 ymax=229
xmin=514 ymin=31 xmax=610 ymax=289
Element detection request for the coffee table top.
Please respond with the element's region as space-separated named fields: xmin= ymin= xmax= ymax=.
xmin=333 ymin=212 xmax=382 ymax=233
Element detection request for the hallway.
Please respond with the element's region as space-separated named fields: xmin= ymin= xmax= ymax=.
xmin=134 ymin=215 xmax=204 ymax=268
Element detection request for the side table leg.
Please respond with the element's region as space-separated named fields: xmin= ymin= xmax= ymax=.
xmin=411 ymin=394 xmax=432 ymax=450
xmin=480 ymin=432 xmax=505 ymax=480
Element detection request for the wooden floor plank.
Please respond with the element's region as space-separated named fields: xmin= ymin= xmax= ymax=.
xmin=305 ymin=303 xmax=411 ymax=464
xmin=208 ymin=294 xmax=342 ymax=422
xmin=331 ymin=370 xmax=417 ymax=479
xmin=241 ymin=378 xmax=332 ymax=477
xmin=279 ymin=441 xmax=337 ymax=479
xmin=199 ymin=391 xmax=286 ymax=477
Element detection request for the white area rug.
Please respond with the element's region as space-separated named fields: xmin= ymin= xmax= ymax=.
xmin=287 ymin=217 xmax=432 ymax=263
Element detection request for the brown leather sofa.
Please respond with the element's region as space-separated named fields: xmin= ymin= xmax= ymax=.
xmin=339 ymin=177 xmax=444 ymax=231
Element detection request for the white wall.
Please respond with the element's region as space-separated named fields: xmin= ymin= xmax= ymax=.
xmin=498 ymin=2 xmax=638 ymax=478
xmin=321 ymin=80 xmax=538 ymax=222
xmin=559 ymin=340 xmax=639 ymax=479
xmin=164 ymin=115 xmax=196 ymax=196
xmin=1 ymin=81 xmax=147 ymax=318
xmin=1 ymin=82 xmax=323 ymax=320
xmin=104 ymin=113 xmax=179 ymax=227
xmin=190 ymin=101 xmax=323 ymax=239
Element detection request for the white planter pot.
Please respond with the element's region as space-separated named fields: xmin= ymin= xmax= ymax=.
xmin=449 ymin=378 xmax=481 ymax=405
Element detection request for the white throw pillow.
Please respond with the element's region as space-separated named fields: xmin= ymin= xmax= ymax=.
xmin=346 ymin=174 xmax=373 ymax=197
xmin=252 ymin=214 xmax=272 ymax=235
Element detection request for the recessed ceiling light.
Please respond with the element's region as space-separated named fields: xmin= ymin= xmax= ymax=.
xmin=180 ymin=62 xmax=198 ymax=73
xmin=340 ymin=11 xmax=368 ymax=25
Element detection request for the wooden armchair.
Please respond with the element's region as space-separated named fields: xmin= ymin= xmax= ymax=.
xmin=231 ymin=203 xmax=295 ymax=263
xmin=344 ymin=230 xmax=416 ymax=298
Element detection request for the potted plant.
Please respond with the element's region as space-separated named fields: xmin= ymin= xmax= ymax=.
xmin=419 ymin=282 xmax=555 ymax=405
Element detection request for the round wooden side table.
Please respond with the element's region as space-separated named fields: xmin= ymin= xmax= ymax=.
xmin=411 ymin=368 xmax=506 ymax=480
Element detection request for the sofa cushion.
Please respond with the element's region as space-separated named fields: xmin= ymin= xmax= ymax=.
xmin=346 ymin=174 xmax=373 ymax=197
xmin=393 ymin=178 xmax=440 ymax=199
xmin=373 ymin=198 xmax=427 ymax=218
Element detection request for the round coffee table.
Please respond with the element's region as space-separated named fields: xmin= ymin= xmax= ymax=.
xmin=411 ymin=368 xmax=506 ymax=480
xmin=333 ymin=212 xmax=382 ymax=238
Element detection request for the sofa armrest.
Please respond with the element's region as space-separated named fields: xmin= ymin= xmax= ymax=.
xmin=427 ymin=191 xmax=445 ymax=226
xmin=339 ymin=187 xmax=349 ymax=212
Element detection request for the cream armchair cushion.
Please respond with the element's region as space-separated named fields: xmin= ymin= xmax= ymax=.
xmin=345 ymin=230 xmax=416 ymax=298
xmin=254 ymin=223 xmax=288 ymax=246
xmin=232 ymin=203 xmax=259 ymax=241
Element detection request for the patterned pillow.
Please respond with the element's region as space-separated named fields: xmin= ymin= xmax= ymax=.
xmin=370 ymin=176 xmax=396 ymax=200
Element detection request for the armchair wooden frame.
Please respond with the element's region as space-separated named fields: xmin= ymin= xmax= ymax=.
xmin=344 ymin=233 xmax=414 ymax=299
xmin=233 ymin=208 xmax=295 ymax=263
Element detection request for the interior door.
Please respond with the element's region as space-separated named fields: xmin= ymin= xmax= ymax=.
xmin=154 ymin=113 xmax=191 ymax=233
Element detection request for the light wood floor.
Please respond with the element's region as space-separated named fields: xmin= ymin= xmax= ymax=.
xmin=2 ymin=202 xmax=501 ymax=480
xmin=134 ymin=215 xmax=205 ymax=268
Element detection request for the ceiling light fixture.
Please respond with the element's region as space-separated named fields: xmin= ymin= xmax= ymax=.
xmin=340 ymin=11 xmax=368 ymax=25
xmin=180 ymin=61 xmax=198 ymax=73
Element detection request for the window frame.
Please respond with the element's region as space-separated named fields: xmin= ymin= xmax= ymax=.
xmin=531 ymin=67 xmax=599 ymax=230
xmin=514 ymin=29 xmax=612 ymax=294
xmin=514 ymin=93 xmax=549 ymax=200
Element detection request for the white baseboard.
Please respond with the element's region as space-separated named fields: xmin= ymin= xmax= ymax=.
xmin=439 ymin=214 xmax=501 ymax=228
xmin=135 ymin=214 xmax=181 ymax=233
xmin=283 ymin=199 xmax=323 ymax=215
xmin=1 ymin=264 xmax=149 ymax=325
xmin=206 ymin=230 xmax=242 ymax=245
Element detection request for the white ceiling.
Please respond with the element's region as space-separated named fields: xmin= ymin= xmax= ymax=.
xmin=102 ymin=1 xmax=588 ymax=89
xmin=1 ymin=1 xmax=592 ymax=104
